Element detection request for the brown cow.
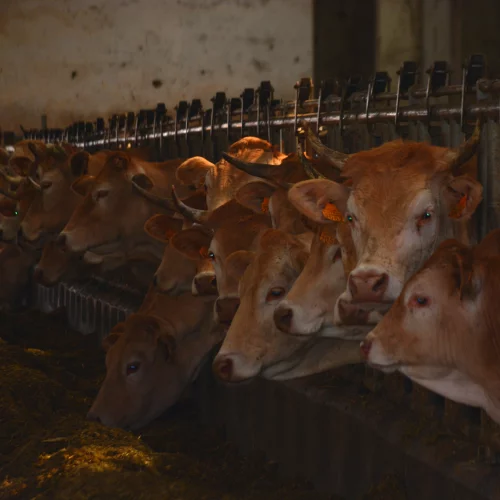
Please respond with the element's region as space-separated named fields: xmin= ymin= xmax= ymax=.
xmin=175 ymin=137 xmax=288 ymax=211
xmin=360 ymin=234 xmax=500 ymax=423
xmin=87 ymin=286 xmax=220 ymax=429
xmin=170 ymin=198 xmax=272 ymax=323
xmin=287 ymin=123 xmax=482 ymax=328
xmin=58 ymin=151 xmax=194 ymax=260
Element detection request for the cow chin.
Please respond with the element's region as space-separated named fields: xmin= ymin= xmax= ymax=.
xmin=365 ymin=339 xmax=400 ymax=373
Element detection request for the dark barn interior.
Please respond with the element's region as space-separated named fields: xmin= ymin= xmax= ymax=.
xmin=1 ymin=1 xmax=500 ymax=499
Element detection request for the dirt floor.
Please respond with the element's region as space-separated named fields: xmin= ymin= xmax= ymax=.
xmin=0 ymin=308 xmax=346 ymax=500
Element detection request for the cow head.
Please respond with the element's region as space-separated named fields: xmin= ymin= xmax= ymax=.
xmin=212 ymin=228 xmax=314 ymax=382
xmin=361 ymin=239 xmax=489 ymax=383
xmin=21 ymin=144 xmax=91 ymax=244
xmin=88 ymin=291 xmax=218 ymax=430
xmin=0 ymin=243 xmax=34 ymax=309
xmin=59 ymin=152 xmax=176 ymax=254
xmin=175 ymin=137 xmax=286 ymax=210
xmin=288 ymin=124 xmax=482 ymax=322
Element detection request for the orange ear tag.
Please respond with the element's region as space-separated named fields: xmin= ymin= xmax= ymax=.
xmin=199 ymin=246 xmax=209 ymax=259
xmin=448 ymin=194 xmax=467 ymax=219
xmin=319 ymin=228 xmax=337 ymax=245
xmin=261 ymin=197 xmax=270 ymax=214
xmin=322 ymin=202 xmax=344 ymax=222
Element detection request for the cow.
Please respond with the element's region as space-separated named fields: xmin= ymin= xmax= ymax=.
xmin=360 ymin=233 xmax=500 ymax=424
xmin=170 ymin=196 xmax=272 ymax=323
xmin=57 ymin=151 xmax=195 ymax=266
xmin=87 ymin=286 xmax=220 ymax=430
xmin=285 ymin=122 xmax=482 ymax=331
xmin=212 ymin=181 xmax=368 ymax=383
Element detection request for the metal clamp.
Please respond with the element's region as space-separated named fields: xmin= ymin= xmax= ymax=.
xmin=239 ymin=88 xmax=254 ymax=138
xmin=187 ymin=99 xmax=203 ymax=156
xmin=294 ymin=77 xmax=313 ymax=137
xmin=256 ymin=81 xmax=273 ymax=139
xmin=155 ymin=103 xmax=167 ymax=154
xmin=460 ymin=54 xmax=486 ymax=131
xmin=210 ymin=92 xmax=226 ymax=140
xmin=316 ymin=78 xmax=341 ymax=135
xmin=425 ymin=61 xmax=449 ymax=129
xmin=340 ymin=75 xmax=363 ymax=137
xmin=227 ymin=97 xmax=240 ymax=140
xmin=394 ymin=61 xmax=417 ymax=130
xmin=365 ymin=71 xmax=391 ymax=133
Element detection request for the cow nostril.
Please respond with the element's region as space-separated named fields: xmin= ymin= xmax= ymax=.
xmin=372 ymin=274 xmax=388 ymax=293
xmin=211 ymin=277 xmax=217 ymax=287
xmin=274 ymin=307 xmax=293 ymax=333
xmin=86 ymin=412 xmax=101 ymax=423
xmin=360 ymin=339 xmax=372 ymax=359
xmin=213 ymin=357 xmax=233 ymax=381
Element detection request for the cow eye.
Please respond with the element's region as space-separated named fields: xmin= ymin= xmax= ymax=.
xmin=417 ymin=211 xmax=432 ymax=228
xmin=14 ymin=210 xmax=18 ymax=216
xmin=126 ymin=362 xmax=141 ymax=375
xmin=96 ymin=189 xmax=109 ymax=200
xmin=41 ymin=180 xmax=52 ymax=190
xmin=208 ymin=251 xmax=215 ymax=261
xmin=410 ymin=295 xmax=429 ymax=308
xmin=345 ymin=213 xmax=354 ymax=223
xmin=266 ymin=287 xmax=285 ymax=302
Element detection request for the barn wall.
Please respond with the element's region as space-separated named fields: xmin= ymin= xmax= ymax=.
xmin=0 ymin=0 xmax=313 ymax=131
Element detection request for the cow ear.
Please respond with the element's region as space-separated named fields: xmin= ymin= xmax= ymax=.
xmin=144 ymin=214 xmax=183 ymax=243
xmin=176 ymin=156 xmax=214 ymax=188
xmin=70 ymin=151 xmax=90 ymax=177
xmin=131 ymin=173 xmax=154 ymax=190
xmin=288 ymin=179 xmax=349 ymax=224
xmin=235 ymin=180 xmax=276 ymax=214
xmin=445 ymin=175 xmax=483 ymax=221
xmin=158 ymin=332 xmax=176 ymax=361
xmin=9 ymin=156 xmax=32 ymax=175
xmin=71 ymin=174 xmax=95 ymax=196
xmin=225 ymin=250 xmax=255 ymax=282
xmin=28 ymin=142 xmax=48 ymax=161
xmin=171 ymin=226 xmax=213 ymax=260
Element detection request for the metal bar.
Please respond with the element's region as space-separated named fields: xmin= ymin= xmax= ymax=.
xmin=66 ymin=102 xmax=500 ymax=149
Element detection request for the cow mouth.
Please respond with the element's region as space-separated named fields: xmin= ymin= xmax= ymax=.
xmin=367 ymin=361 xmax=400 ymax=373
xmin=86 ymin=238 xmax=122 ymax=254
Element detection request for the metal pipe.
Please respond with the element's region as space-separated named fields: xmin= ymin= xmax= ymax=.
xmin=71 ymin=101 xmax=500 ymax=149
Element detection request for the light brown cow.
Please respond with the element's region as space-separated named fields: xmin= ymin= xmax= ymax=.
xmin=58 ymin=152 xmax=194 ymax=260
xmin=175 ymin=137 xmax=287 ymax=211
xmin=360 ymin=234 xmax=500 ymax=423
xmin=212 ymin=182 xmax=368 ymax=382
xmin=87 ymin=286 xmax=220 ymax=430
xmin=287 ymin=123 xmax=482 ymax=328
xmin=170 ymin=198 xmax=272 ymax=323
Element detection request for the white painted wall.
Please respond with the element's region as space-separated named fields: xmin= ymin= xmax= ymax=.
xmin=0 ymin=0 xmax=313 ymax=131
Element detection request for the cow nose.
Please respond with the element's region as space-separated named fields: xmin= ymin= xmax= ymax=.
xmin=215 ymin=297 xmax=240 ymax=325
xmin=349 ymin=271 xmax=389 ymax=302
xmin=360 ymin=339 xmax=372 ymax=360
xmin=273 ymin=306 xmax=293 ymax=333
xmin=194 ymin=274 xmax=218 ymax=295
xmin=213 ymin=355 xmax=233 ymax=382
xmin=56 ymin=233 xmax=66 ymax=249
xmin=86 ymin=411 xmax=101 ymax=423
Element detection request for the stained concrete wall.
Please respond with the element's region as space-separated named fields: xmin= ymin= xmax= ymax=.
xmin=0 ymin=0 xmax=313 ymax=131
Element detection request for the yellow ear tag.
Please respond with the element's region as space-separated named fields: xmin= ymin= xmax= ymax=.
xmin=449 ymin=194 xmax=467 ymax=219
xmin=199 ymin=246 xmax=209 ymax=259
xmin=322 ymin=202 xmax=344 ymax=222
xmin=261 ymin=197 xmax=270 ymax=214
xmin=319 ymin=228 xmax=337 ymax=245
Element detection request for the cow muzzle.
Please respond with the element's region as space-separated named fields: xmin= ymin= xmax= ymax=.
xmin=193 ymin=272 xmax=217 ymax=296
xmin=212 ymin=352 xmax=260 ymax=383
xmin=348 ymin=268 xmax=389 ymax=303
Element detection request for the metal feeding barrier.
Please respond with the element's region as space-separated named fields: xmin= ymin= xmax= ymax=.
xmin=25 ymin=54 xmax=500 ymax=499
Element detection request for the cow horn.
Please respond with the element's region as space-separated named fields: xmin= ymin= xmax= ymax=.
xmin=131 ymin=179 xmax=176 ymax=212
xmin=299 ymin=152 xmax=326 ymax=179
xmin=444 ymin=119 xmax=482 ymax=176
xmin=0 ymin=166 xmax=24 ymax=186
xmin=27 ymin=162 xmax=41 ymax=191
xmin=303 ymin=122 xmax=351 ymax=169
xmin=221 ymin=152 xmax=277 ymax=180
xmin=171 ymin=185 xmax=210 ymax=224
